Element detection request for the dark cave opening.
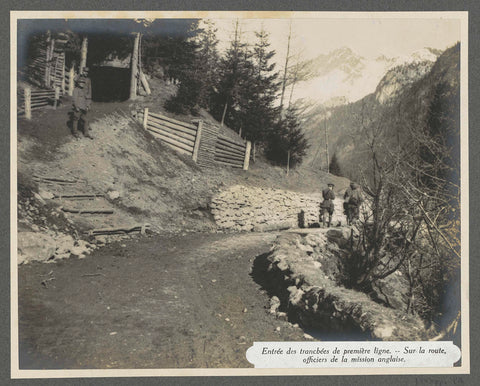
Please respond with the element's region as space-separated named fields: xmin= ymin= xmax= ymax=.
xmin=89 ymin=66 xmax=131 ymax=102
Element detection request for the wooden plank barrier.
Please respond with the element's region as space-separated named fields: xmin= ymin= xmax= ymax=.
xmin=196 ymin=123 xmax=220 ymax=168
xmin=139 ymin=108 xmax=251 ymax=170
xmin=214 ymin=134 xmax=250 ymax=169
xmin=142 ymin=108 xmax=198 ymax=157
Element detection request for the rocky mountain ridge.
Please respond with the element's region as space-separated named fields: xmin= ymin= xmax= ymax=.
xmin=294 ymin=46 xmax=442 ymax=107
xmin=300 ymin=43 xmax=459 ymax=178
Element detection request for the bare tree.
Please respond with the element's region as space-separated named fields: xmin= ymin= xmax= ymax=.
xmin=278 ymin=20 xmax=291 ymax=118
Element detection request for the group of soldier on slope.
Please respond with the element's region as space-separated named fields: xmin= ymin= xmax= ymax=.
xmin=320 ymin=181 xmax=363 ymax=227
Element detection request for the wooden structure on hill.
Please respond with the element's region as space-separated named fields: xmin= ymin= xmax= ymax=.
xmin=25 ymin=32 xmax=70 ymax=93
xmin=138 ymin=108 xmax=251 ymax=170
xmin=19 ymin=31 xmax=153 ymax=118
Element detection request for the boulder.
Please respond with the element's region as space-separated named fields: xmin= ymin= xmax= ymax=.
xmin=18 ymin=232 xmax=56 ymax=264
xmin=269 ymin=296 xmax=281 ymax=314
xmin=38 ymin=188 xmax=54 ymax=200
xmin=33 ymin=193 xmax=46 ymax=205
xmin=55 ymin=234 xmax=75 ymax=256
xmin=107 ymin=190 xmax=121 ymax=200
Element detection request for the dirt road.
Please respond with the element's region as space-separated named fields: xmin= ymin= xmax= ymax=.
xmin=18 ymin=231 xmax=307 ymax=369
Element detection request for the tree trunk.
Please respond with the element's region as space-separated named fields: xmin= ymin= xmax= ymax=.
xmin=130 ymin=33 xmax=140 ymax=100
xmin=80 ymin=37 xmax=88 ymax=72
xmin=279 ymin=21 xmax=292 ymax=119
xmin=220 ymin=102 xmax=228 ymax=127
xmin=324 ymin=114 xmax=329 ymax=173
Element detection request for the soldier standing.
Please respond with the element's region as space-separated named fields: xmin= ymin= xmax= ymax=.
xmin=344 ymin=182 xmax=363 ymax=225
xmin=320 ymin=182 xmax=335 ymax=227
xmin=71 ymin=67 xmax=93 ymax=139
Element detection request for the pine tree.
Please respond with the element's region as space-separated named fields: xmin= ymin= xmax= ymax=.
xmin=163 ymin=22 xmax=205 ymax=114
xmin=240 ymin=27 xmax=280 ymax=144
xmin=195 ymin=20 xmax=220 ymax=109
xmin=165 ymin=20 xmax=222 ymax=115
xmin=265 ymin=107 xmax=309 ymax=167
xmin=209 ymin=20 xmax=252 ymax=131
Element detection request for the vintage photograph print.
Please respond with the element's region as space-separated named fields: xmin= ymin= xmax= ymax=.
xmin=11 ymin=11 xmax=468 ymax=377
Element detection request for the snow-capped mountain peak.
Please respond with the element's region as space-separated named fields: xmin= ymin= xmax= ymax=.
xmin=291 ymin=47 xmax=442 ymax=107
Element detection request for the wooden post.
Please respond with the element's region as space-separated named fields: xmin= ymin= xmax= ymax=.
xmin=243 ymin=141 xmax=251 ymax=171
xmin=140 ymin=71 xmax=151 ymax=95
xmin=192 ymin=120 xmax=203 ymax=162
xmin=48 ymin=39 xmax=55 ymax=87
xmin=220 ymin=102 xmax=227 ymax=127
xmin=142 ymin=107 xmax=149 ymax=129
xmin=24 ymin=87 xmax=31 ymax=120
xmin=61 ymin=55 xmax=66 ymax=94
xmin=44 ymin=34 xmax=51 ymax=87
xmin=130 ymin=32 xmax=140 ymax=100
xmin=287 ymin=150 xmax=290 ymax=175
xmin=80 ymin=37 xmax=88 ymax=72
xmin=324 ymin=113 xmax=329 ymax=173
xmin=54 ymin=87 xmax=60 ymax=109
xmin=68 ymin=66 xmax=75 ymax=96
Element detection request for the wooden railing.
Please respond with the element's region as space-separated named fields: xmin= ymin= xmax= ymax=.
xmin=17 ymin=86 xmax=60 ymax=119
xmin=139 ymin=108 xmax=200 ymax=157
xmin=138 ymin=107 xmax=251 ymax=170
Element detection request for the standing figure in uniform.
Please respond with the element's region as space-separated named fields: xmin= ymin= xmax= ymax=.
xmin=71 ymin=67 xmax=93 ymax=139
xmin=320 ymin=183 xmax=335 ymax=227
xmin=344 ymin=182 xmax=363 ymax=225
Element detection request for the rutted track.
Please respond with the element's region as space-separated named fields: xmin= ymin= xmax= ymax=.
xmin=18 ymin=231 xmax=307 ymax=369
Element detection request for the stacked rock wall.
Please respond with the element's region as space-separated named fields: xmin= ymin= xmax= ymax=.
xmin=210 ymin=185 xmax=346 ymax=232
xmin=262 ymin=232 xmax=427 ymax=340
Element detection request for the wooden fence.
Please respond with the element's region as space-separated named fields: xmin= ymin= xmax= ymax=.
xmin=214 ymin=135 xmax=251 ymax=169
xmin=139 ymin=107 xmax=251 ymax=170
xmin=17 ymin=86 xmax=60 ymax=119
xmin=138 ymin=108 xmax=200 ymax=158
xmin=19 ymin=36 xmax=76 ymax=119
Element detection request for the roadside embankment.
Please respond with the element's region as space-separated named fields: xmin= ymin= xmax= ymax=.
xmin=256 ymin=230 xmax=427 ymax=340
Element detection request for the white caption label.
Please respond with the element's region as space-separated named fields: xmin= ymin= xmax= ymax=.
xmin=246 ymin=341 xmax=461 ymax=368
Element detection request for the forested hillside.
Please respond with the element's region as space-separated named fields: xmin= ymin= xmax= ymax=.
xmin=304 ymin=43 xmax=459 ymax=183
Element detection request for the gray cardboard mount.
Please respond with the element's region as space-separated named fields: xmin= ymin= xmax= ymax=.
xmin=2 ymin=0 xmax=479 ymax=385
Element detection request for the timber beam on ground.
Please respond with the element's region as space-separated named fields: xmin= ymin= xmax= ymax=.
xmin=53 ymin=193 xmax=105 ymax=200
xmin=60 ymin=207 xmax=114 ymax=214
xmin=87 ymin=224 xmax=151 ymax=236
xmin=33 ymin=175 xmax=79 ymax=184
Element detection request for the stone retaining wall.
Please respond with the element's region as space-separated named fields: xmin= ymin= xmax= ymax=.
xmin=210 ymin=185 xmax=346 ymax=232
xmin=262 ymin=232 xmax=427 ymax=340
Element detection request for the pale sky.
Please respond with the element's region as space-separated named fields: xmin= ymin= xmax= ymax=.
xmin=210 ymin=16 xmax=461 ymax=62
